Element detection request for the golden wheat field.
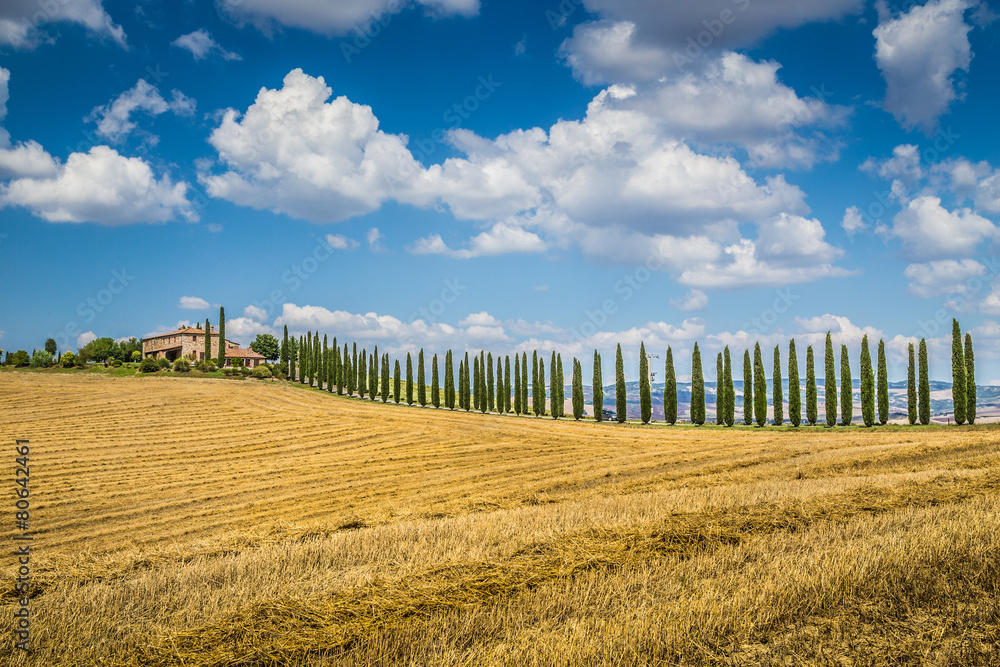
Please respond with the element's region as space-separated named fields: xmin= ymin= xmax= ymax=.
xmin=1 ymin=370 xmax=999 ymax=666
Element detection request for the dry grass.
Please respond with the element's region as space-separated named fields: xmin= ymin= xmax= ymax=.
xmin=1 ymin=372 xmax=998 ymax=666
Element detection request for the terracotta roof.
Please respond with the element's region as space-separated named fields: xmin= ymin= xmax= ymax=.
xmin=225 ymin=348 xmax=265 ymax=359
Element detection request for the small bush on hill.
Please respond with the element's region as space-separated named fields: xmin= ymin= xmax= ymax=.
xmin=29 ymin=350 xmax=54 ymax=368
xmin=252 ymin=366 xmax=272 ymax=379
xmin=173 ymin=359 xmax=190 ymax=373
xmin=139 ymin=357 xmax=160 ymax=373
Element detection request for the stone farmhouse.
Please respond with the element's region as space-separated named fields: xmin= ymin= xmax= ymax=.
xmin=141 ymin=326 xmax=266 ymax=368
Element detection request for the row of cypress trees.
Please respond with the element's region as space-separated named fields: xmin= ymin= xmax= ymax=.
xmin=273 ymin=320 xmax=976 ymax=426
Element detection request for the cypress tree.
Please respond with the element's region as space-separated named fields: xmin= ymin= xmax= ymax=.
xmin=343 ymin=344 xmax=351 ymax=396
xmin=640 ymin=342 xmax=652 ymax=424
xmin=743 ymin=350 xmax=753 ymax=426
xmin=445 ymin=351 xmax=455 ymax=409
xmin=393 ymin=359 xmax=401 ymax=404
xmin=418 ymin=350 xmax=427 ymax=407
xmin=532 ymin=351 xmax=540 ymax=416
xmin=209 ymin=318 xmax=216 ymax=365
xmin=320 ymin=335 xmax=327 ymax=391
xmin=557 ymin=353 xmax=565 ymax=418
xmin=788 ymin=340 xmax=800 ymax=427
xmin=952 ymin=318 xmax=967 ymax=424
xmin=572 ymin=358 xmax=584 ymax=420
xmin=965 ymin=332 xmax=976 ymax=425
xmin=354 ymin=344 xmax=363 ymax=396
xmin=664 ymin=347 xmax=676 ymax=425
xmin=289 ymin=338 xmax=297 ymax=383
xmin=537 ymin=358 xmax=546 ymax=416
xmin=825 ymin=333 xmax=836 ymax=427
xmin=351 ymin=343 xmax=358 ymax=395
xmin=458 ymin=360 xmax=465 ymax=410
xmin=615 ymin=344 xmax=626 ymax=423
xmin=594 ymin=350 xmax=604 ymax=422
xmin=487 ymin=353 xmax=495 ymax=412
xmin=480 ymin=351 xmax=488 ymax=411
xmin=753 ymin=343 xmax=766 ymax=427
xmin=314 ymin=333 xmax=320 ymax=388
xmin=334 ymin=336 xmax=340 ymax=394
xmin=907 ymin=343 xmax=917 ymax=425
xmin=504 ymin=356 xmax=512 ymax=414
xmin=877 ymin=339 xmax=888 ymax=425
xmin=473 ymin=356 xmax=480 ymax=411
xmin=432 ymin=353 xmax=441 ymax=408
xmin=806 ymin=346 xmax=817 ymax=426
xmin=406 ymin=353 xmax=414 ymax=405
xmin=551 ymin=351 xmax=560 ymax=419
xmin=464 ymin=351 xmax=472 ymax=411
xmin=840 ymin=344 xmax=852 ymax=427
xmin=300 ymin=334 xmax=307 ymax=384
xmin=334 ymin=344 xmax=342 ymax=394
xmin=514 ymin=354 xmax=522 ymax=415
xmin=217 ymin=307 xmax=226 ymax=367
xmin=381 ymin=353 xmax=390 ymax=403
xmin=860 ymin=335 xmax=874 ymax=428
xmin=723 ymin=347 xmax=734 ymax=427
xmin=549 ymin=351 xmax=558 ymax=418
xmin=691 ymin=343 xmax=705 ymax=426
xmin=521 ymin=352 xmax=528 ymax=415
xmin=773 ymin=345 xmax=783 ymax=426
xmin=370 ymin=355 xmax=378 ymax=402
xmin=715 ymin=352 xmax=723 ymax=425
xmin=919 ymin=338 xmax=930 ymax=425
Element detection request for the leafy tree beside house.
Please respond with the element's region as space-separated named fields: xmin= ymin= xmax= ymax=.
xmin=250 ymin=334 xmax=280 ymax=362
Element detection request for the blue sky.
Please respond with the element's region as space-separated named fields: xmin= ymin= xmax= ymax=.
xmin=1 ymin=0 xmax=999 ymax=383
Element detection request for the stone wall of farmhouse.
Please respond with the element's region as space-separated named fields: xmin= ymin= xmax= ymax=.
xmin=143 ymin=332 xmax=237 ymax=361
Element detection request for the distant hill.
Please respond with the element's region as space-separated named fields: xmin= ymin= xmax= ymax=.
xmin=573 ymin=380 xmax=1000 ymax=424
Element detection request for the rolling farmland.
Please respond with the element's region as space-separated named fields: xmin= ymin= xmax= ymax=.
xmin=2 ymin=371 xmax=999 ymax=665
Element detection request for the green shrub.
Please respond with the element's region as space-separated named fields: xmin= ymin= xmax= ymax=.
xmin=10 ymin=350 xmax=29 ymax=367
xmin=131 ymin=351 xmax=141 ymax=362
xmin=232 ymin=357 xmax=245 ymax=368
xmin=29 ymin=350 xmax=54 ymax=368
xmin=157 ymin=358 xmax=171 ymax=369
xmin=60 ymin=352 xmax=77 ymax=368
xmin=240 ymin=366 xmax=251 ymax=376
xmin=173 ymin=359 xmax=190 ymax=373
xmin=223 ymin=367 xmax=235 ymax=376
xmin=139 ymin=357 xmax=160 ymax=373
xmin=112 ymin=359 xmax=123 ymax=367
xmin=252 ymin=366 xmax=272 ymax=379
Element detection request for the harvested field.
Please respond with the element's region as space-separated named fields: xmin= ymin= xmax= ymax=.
xmin=1 ymin=371 xmax=998 ymax=665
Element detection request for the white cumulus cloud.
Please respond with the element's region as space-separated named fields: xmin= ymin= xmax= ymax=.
xmin=87 ymin=79 xmax=195 ymax=143
xmin=874 ymin=0 xmax=976 ymax=133
xmin=171 ymin=29 xmax=241 ymax=61
xmin=0 ymin=0 xmax=125 ymax=49
xmin=178 ymin=296 xmax=210 ymax=310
